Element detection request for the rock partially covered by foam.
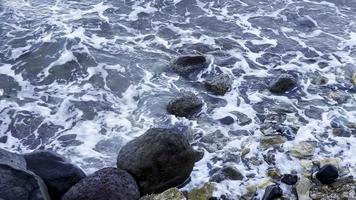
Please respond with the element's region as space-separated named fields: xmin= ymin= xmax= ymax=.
xmin=172 ymin=55 xmax=207 ymax=76
xmin=167 ymin=92 xmax=203 ymax=118
xmin=268 ymin=73 xmax=297 ymax=94
xmin=24 ymin=150 xmax=86 ymax=200
xmin=62 ymin=167 xmax=140 ymax=200
xmin=117 ymin=128 xmax=202 ymax=195
xmin=204 ymin=74 xmax=232 ymax=96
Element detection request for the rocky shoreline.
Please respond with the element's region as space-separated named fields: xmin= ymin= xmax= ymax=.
xmin=1 ymin=55 xmax=355 ymax=200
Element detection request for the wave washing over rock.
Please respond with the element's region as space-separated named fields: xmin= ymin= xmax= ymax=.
xmin=0 ymin=0 xmax=356 ymax=199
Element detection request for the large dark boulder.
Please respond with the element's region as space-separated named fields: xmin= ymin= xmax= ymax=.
xmin=172 ymin=55 xmax=207 ymax=76
xmin=24 ymin=150 xmax=86 ymax=200
xmin=117 ymin=128 xmax=202 ymax=195
xmin=268 ymin=73 xmax=297 ymax=94
xmin=204 ymin=74 xmax=232 ymax=96
xmin=316 ymin=164 xmax=339 ymax=185
xmin=167 ymin=92 xmax=203 ymax=118
xmin=0 ymin=164 xmax=50 ymax=200
xmin=62 ymin=167 xmax=140 ymax=200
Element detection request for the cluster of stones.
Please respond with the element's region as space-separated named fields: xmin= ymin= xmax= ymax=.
xmin=1 ymin=55 xmax=355 ymax=200
xmin=0 ymin=127 xmax=203 ymax=200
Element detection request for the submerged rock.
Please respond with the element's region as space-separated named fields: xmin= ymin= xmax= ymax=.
xmin=281 ymin=174 xmax=298 ymax=185
xmin=268 ymin=73 xmax=297 ymax=94
xmin=316 ymin=164 xmax=339 ymax=185
xmin=0 ymin=164 xmax=50 ymax=200
xmin=62 ymin=167 xmax=140 ymax=200
xmin=231 ymin=111 xmax=252 ymax=126
xmin=219 ymin=116 xmax=234 ymax=125
xmin=260 ymin=135 xmax=287 ymax=149
xmin=209 ymin=165 xmax=244 ymax=183
xmin=188 ymin=182 xmax=216 ymax=200
xmin=117 ymin=128 xmax=202 ymax=195
xmin=200 ymin=130 xmax=229 ymax=153
xmin=167 ymin=92 xmax=203 ymax=118
xmin=24 ymin=150 xmax=86 ymax=200
xmin=262 ymin=185 xmax=283 ymax=200
xmin=140 ymin=188 xmax=186 ymax=200
xmin=204 ymin=74 xmax=232 ymax=96
xmin=172 ymin=55 xmax=207 ymax=76
xmin=311 ymin=74 xmax=328 ymax=85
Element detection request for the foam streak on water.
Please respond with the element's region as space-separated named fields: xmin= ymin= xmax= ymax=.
xmin=0 ymin=0 xmax=356 ymax=198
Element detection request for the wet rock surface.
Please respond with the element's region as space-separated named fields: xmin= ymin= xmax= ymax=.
xmin=62 ymin=167 xmax=140 ymax=200
xmin=281 ymin=174 xmax=298 ymax=185
xmin=140 ymin=188 xmax=185 ymax=200
xmin=0 ymin=148 xmax=26 ymax=169
xmin=117 ymin=128 xmax=201 ymax=195
xmin=167 ymin=92 xmax=203 ymax=118
xmin=188 ymin=182 xmax=216 ymax=200
xmin=209 ymin=165 xmax=244 ymax=183
xmin=0 ymin=164 xmax=50 ymax=200
xmin=316 ymin=164 xmax=339 ymax=185
xmin=219 ymin=116 xmax=234 ymax=125
xmin=1 ymin=0 xmax=356 ymax=199
xmin=204 ymin=74 xmax=232 ymax=95
xmin=262 ymin=185 xmax=283 ymax=200
xmin=200 ymin=130 xmax=229 ymax=153
xmin=172 ymin=55 xmax=207 ymax=76
xmin=24 ymin=150 xmax=86 ymax=200
xmin=268 ymin=73 xmax=297 ymax=94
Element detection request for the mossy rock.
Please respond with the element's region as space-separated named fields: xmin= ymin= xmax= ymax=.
xmin=140 ymin=188 xmax=186 ymax=200
xmin=188 ymin=182 xmax=216 ymax=200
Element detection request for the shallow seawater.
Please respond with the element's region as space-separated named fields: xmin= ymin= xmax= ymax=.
xmin=0 ymin=0 xmax=356 ymax=198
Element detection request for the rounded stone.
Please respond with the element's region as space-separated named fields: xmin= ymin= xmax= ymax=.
xmin=117 ymin=128 xmax=201 ymax=195
xmin=0 ymin=164 xmax=50 ymax=200
xmin=172 ymin=55 xmax=207 ymax=76
xmin=167 ymin=92 xmax=203 ymax=118
xmin=268 ymin=73 xmax=297 ymax=94
xmin=62 ymin=167 xmax=140 ymax=200
xmin=24 ymin=150 xmax=86 ymax=200
xmin=316 ymin=164 xmax=339 ymax=185
xmin=219 ymin=116 xmax=234 ymax=125
xmin=281 ymin=174 xmax=298 ymax=185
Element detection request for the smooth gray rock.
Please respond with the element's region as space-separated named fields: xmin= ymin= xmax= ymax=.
xmin=0 ymin=164 xmax=50 ymax=200
xmin=24 ymin=150 xmax=86 ymax=200
xmin=117 ymin=128 xmax=202 ymax=195
xmin=62 ymin=167 xmax=140 ymax=200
